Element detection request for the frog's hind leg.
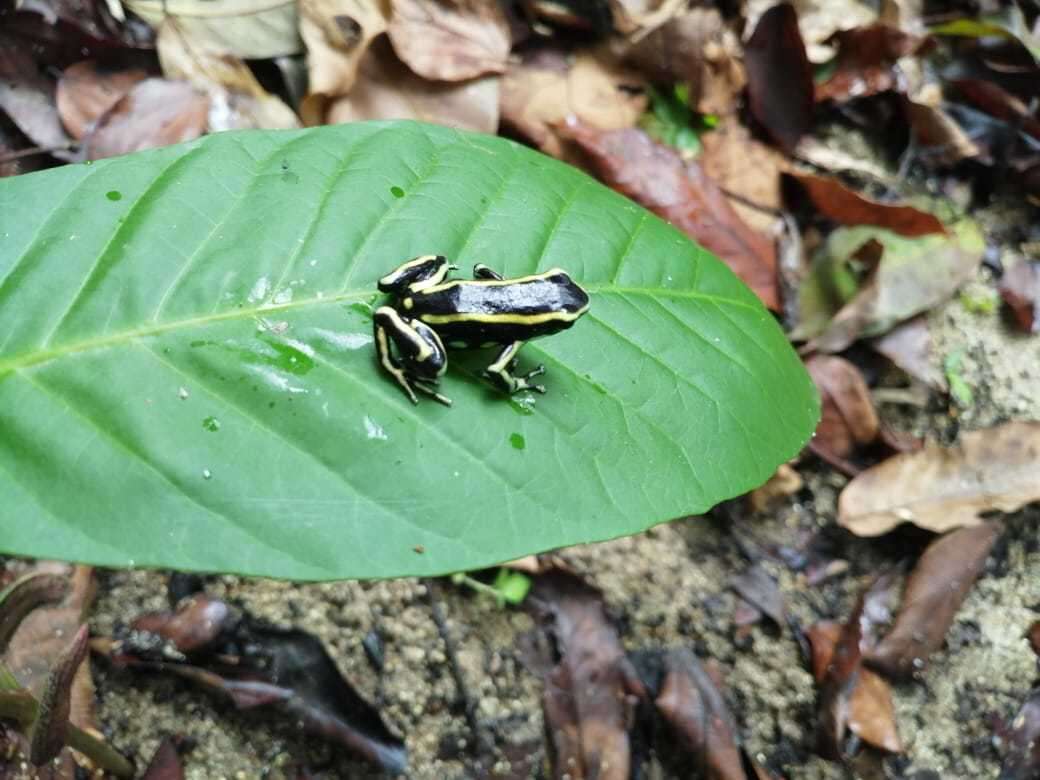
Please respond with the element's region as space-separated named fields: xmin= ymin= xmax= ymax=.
xmin=484 ymin=341 xmax=547 ymax=395
xmin=373 ymin=309 xmax=419 ymax=404
xmin=473 ymin=264 xmax=504 ymax=281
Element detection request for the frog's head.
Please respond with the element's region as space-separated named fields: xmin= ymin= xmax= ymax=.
xmin=378 ymin=254 xmax=453 ymax=295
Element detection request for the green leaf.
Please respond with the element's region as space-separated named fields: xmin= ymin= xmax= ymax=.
xmin=0 ymin=121 xmax=818 ymax=580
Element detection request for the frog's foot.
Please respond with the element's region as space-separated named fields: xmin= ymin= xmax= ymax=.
xmin=485 ymin=342 xmax=547 ymax=395
xmin=413 ymin=379 xmax=453 ymax=407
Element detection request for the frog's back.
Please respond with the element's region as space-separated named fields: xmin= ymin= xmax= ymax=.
xmin=414 ymin=270 xmax=589 ymax=346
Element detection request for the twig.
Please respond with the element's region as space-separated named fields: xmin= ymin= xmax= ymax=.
xmin=421 ymin=578 xmax=494 ymax=758
xmin=0 ymin=144 xmax=77 ymax=164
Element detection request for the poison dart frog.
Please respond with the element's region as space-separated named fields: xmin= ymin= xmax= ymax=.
xmin=373 ymin=254 xmax=590 ymax=406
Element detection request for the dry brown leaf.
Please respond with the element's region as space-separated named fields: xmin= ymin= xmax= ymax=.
xmin=1001 ymin=688 xmax=1040 ymax=779
xmin=84 ymin=78 xmax=209 ymax=159
xmin=743 ymin=2 xmax=814 ymax=153
xmin=814 ymin=24 xmax=930 ymax=102
xmin=56 ymin=61 xmax=149 ymax=140
xmin=866 ymin=523 xmax=1000 ymax=678
xmin=563 ymin=123 xmax=779 ymax=310
xmin=387 ymin=0 xmax=509 ymax=81
xmin=327 ymin=36 xmax=498 ymax=132
xmin=870 ymin=316 xmax=946 ymax=391
xmin=745 ymin=0 xmax=878 ymax=63
xmin=700 ymin=116 xmax=787 ymax=236
xmin=903 ymin=91 xmax=980 ymax=165
xmin=805 ymin=354 xmax=880 ymax=472
xmin=807 ymin=621 xmax=902 ymax=754
xmin=730 ymin=565 xmax=785 ymax=629
xmin=500 ymin=48 xmax=646 ymax=159
xmin=158 ymin=22 xmax=300 ymax=130
xmin=839 ymin=422 xmax=1040 ymax=536
xmin=300 ymin=0 xmax=390 ymax=121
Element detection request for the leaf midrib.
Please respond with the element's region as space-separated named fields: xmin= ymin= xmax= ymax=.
xmin=0 ymin=285 xmax=758 ymax=375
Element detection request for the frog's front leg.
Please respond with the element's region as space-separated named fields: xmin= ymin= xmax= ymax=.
xmin=373 ymin=307 xmax=452 ymax=406
xmin=473 ymin=264 xmax=503 ymax=281
xmin=483 ymin=341 xmax=546 ymax=395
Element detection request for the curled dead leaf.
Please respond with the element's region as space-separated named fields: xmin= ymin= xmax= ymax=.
xmin=870 ymin=316 xmax=946 ymax=391
xmin=839 ymin=422 xmax=1040 ymax=536
xmin=866 ymin=522 xmax=1000 ymax=678
xmin=814 ymin=24 xmax=931 ymax=103
xmin=805 ymin=355 xmax=879 ymax=471
xmin=500 ymin=48 xmax=646 ymax=160
xmin=387 ymin=0 xmax=509 ymax=81
xmin=327 ymin=36 xmax=497 ymax=132
xmin=999 ymin=260 xmax=1040 ymax=334
xmin=562 ymin=123 xmax=779 ymax=310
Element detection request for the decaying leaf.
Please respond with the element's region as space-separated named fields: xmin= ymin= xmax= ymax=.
xmin=808 ymin=221 xmax=984 ymax=353
xmin=815 ymin=24 xmax=930 ymax=102
xmin=999 ymin=260 xmax=1040 ymax=334
xmin=125 ymin=0 xmax=302 ymax=59
xmin=500 ymin=48 xmax=646 ymax=159
xmin=903 ymin=88 xmax=981 ymax=165
xmin=785 ymin=173 xmax=946 ymax=237
xmin=55 ymin=61 xmax=150 ymax=140
xmin=745 ymin=0 xmax=879 ymax=63
xmin=805 ymin=354 xmax=879 ymax=472
xmin=839 ymin=422 xmax=1040 ymax=536
xmin=743 ymin=2 xmax=814 ymax=152
xmin=140 ymin=736 xmax=187 ymax=780
xmin=608 ymin=0 xmax=686 ymax=36
xmin=870 ymin=316 xmax=946 ymax=391
xmin=104 ymin=593 xmax=406 ymax=773
xmin=299 ymin=0 xmax=390 ymax=118
xmin=807 ymin=621 xmax=902 ymax=755
xmin=748 ymin=463 xmax=803 ymax=513
xmin=866 ymin=523 xmax=1000 ymax=678
xmin=83 ymin=78 xmax=209 ymax=159
xmin=387 ymin=0 xmax=509 ymax=81
xmin=326 ymin=36 xmax=498 ymax=132
xmin=527 ymin=570 xmax=643 ymax=780
xmin=563 ymin=123 xmax=779 ymax=310
xmin=158 ymin=22 xmax=300 ymax=130
xmin=655 ymin=648 xmax=749 ymax=780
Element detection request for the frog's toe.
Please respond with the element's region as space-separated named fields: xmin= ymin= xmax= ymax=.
xmin=525 ymin=364 xmax=546 ymax=380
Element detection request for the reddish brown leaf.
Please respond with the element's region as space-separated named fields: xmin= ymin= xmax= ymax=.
xmin=951 ymin=78 xmax=1040 ymax=144
xmin=810 ymin=592 xmax=864 ymax=760
xmin=85 ymin=78 xmax=209 ymax=160
xmin=527 ymin=570 xmax=643 ymax=780
xmin=743 ymin=2 xmax=814 ymax=152
xmin=1000 ymin=688 xmax=1040 ymax=779
xmin=839 ymin=422 xmax=1040 ymax=536
xmin=748 ymin=463 xmax=803 ymax=513
xmin=55 ymin=60 xmax=149 ymax=140
xmin=999 ymin=260 xmax=1040 ymax=334
xmin=870 ymin=316 xmax=946 ymax=390
xmin=132 ymin=595 xmax=234 ymax=654
xmin=387 ymin=0 xmax=510 ymax=81
xmin=866 ymin=523 xmax=1000 ymax=679
xmin=902 ymin=96 xmax=981 ymax=165
xmin=805 ymin=354 xmax=880 ymax=471
xmin=815 ymin=24 xmax=931 ymax=102
xmin=1028 ymin=621 xmax=1040 ymax=658
xmin=807 ymin=622 xmax=902 ymax=755
xmin=29 ymin=625 xmax=89 ymax=765
xmin=0 ymin=33 xmax=75 ymax=157
xmin=655 ymin=648 xmax=746 ymax=780
xmin=786 ymin=173 xmax=946 ymax=237
xmin=562 ymin=123 xmax=779 ymax=310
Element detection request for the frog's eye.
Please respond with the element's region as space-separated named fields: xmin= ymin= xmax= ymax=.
xmin=378 ymin=254 xmax=450 ymax=293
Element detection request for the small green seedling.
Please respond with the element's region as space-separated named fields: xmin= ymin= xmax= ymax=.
xmin=451 ymin=569 xmax=532 ymax=607
xmin=943 ymin=350 xmax=975 ymax=408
